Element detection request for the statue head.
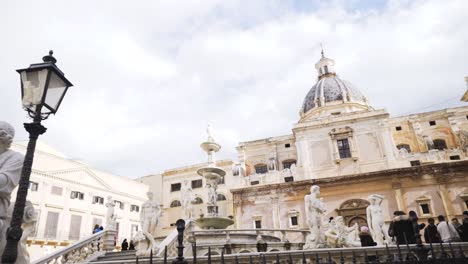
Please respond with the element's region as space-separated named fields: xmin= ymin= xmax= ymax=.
xmin=368 ymin=194 xmax=383 ymax=205
xmin=146 ymin=191 xmax=154 ymax=200
xmin=0 ymin=121 xmax=15 ymax=153
xmin=310 ymin=185 xmax=320 ymax=195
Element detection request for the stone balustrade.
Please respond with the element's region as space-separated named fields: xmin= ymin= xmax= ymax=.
xmin=32 ymin=230 xmax=117 ymax=264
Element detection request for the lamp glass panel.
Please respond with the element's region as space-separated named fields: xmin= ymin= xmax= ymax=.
xmin=45 ymin=71 xmax=67 ymax=111
xmin=21 ymin=69 xmax=48 ymax=110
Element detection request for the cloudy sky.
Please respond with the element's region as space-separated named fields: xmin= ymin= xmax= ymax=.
xmin=1 ymin=0 xmax=467 ymax=178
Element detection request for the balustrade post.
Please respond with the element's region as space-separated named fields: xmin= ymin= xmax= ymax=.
xmin=103 ymin=230 xmax=117 ymax=251
xmin=226 ymin=231 xmax=231 ymax=244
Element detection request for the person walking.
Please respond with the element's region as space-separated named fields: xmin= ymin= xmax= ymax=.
xmin=461 ymin=211 xmax=468 ymax=242
xmin=423 ymin=218 xmax=440 ymax=244
xmin=121 ymin=239 xmax=129 ymax=251
xmin=437 ymin=215 xmax=461 ymax=242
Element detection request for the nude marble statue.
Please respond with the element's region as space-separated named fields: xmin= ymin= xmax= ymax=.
xmin=0 ymin=121 xmax=24 ymax=246
xmin=304 ymin=185 xmax=326 ymax=249
xmin=367 ymin=194 xmax=390 ymax=245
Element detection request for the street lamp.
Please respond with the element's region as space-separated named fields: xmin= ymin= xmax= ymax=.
xmin=1 ymin=51 xmax=73 ymax=263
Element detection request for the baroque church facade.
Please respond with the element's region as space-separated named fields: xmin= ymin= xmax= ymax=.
xmin=139 ymin=53 xmax=468 ymax=239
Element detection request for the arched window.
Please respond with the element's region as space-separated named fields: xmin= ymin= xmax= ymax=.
xmin=217 ymin=194 xmax=227 ymax=201
xmin=282 ymin=159 xmax=296 ymax=169
xmin=170 ymin=200 xmax=181 ymax=208
xmin=192 ymin=197 xmax=203 ymax=204
xmin=254 ymin=164 xmax=268 ymax=174
xmin=396 ymin=144 xmax=411 ymax=153
xmin=433 ymin=139 xmax=447 ymax=150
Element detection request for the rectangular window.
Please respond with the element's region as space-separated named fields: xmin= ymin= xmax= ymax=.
xmin=191 ymin=179 xmax=203 ymax=189
xmin=255 ymin=165 xmax=268 ymax=174
xmin=283 ymin=160 xmax=296 ymax=169
xmin=51 ymin=186 xmax=63 ymax=196
xmin=251 ymin=181 xmax=260 ymax=186
xmin=420 ymin=204 xmax=430 ymax=215
xmin=171 ymin=183 xmax=181 ymax=192
xmin=291 ymin=216 xmax=298 ymax=226
xmin=429 ymin=120 xmax=436 ymax=126
xmin=115 ymin=200 xmax=124 ymax=210
xmin=44 ymin=211 xmax=59 ymax=239
xmin=70 ymin=191 xmax=84 ymax=200
xmin=450 ymin=155 xmax=461 ymax=160
xmin=395 ymin=126 xmax=402 ymax=131
xmin=410 ymin=160 xmax=421 ymax=166
xmin=285 ymin=143 xmax=291 ymax=148
xmin=29 ymin=181 xmax=39 ymax=191
xmin=284 ymin=176 xmax=294 ymax=182
xmin=92 ymin=196 xmax=104 ymax=205
xmin=130 ymin=205 xmax=140 ymax=212
xmin=255 ymin=220 xmax=262 ymax=229
xmin=68 ymin=215 xmax=82 ymax=240
xmin=337 ymin=138 xmax=352 ymax=159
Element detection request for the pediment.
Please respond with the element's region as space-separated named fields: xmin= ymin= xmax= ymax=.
xmin=47 ymin=168 xmax=113 ymax=190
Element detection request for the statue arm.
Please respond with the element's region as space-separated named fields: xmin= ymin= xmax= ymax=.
xmin=0 ymin=155 xmax=23 ymax=190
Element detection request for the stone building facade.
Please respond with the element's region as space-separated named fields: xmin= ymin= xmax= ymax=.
xmin=140 ymin=52 xmax=468 ymax=237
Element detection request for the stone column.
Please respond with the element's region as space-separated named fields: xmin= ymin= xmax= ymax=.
xmin=438 ymin=184 xmax=454 ymax=219
xmin=271 ymin=197 xmax=280 ymax=229
xmin=392 ymin=182 xmax=406 ymax=212
xmin=233 ymin=199 xmax=242 ymax=229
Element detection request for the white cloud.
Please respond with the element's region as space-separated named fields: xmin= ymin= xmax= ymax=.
xmin=0 ymin=0 xmax=467 ymax=178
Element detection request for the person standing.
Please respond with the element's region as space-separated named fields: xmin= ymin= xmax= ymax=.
xmin=392 ymin=211 xmax=415 ymax=244
xmin=409 ymin=211 xmax=425 ymax=244
xmin=451 ymin=218 xmax=463 ymax=236
xmin=121 ymin=239 xmax=128 ymax=251
xmin=461 ymin=211 xmax=468 ymax=242
xmin=129 ymin=240 xmax=135 ymax=250
xmin=423 ymin=218 xmax=440 ymax=244
xmin=437 ymin=215 xmax=460 ymax=242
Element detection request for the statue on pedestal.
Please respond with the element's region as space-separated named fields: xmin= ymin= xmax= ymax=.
xmin=105 ymin=196 xmax=117 ymax=230
xmin=0 ymin=121 xmax=24 ymax=252
xmin=134 ymin=192 xmax=161 ymax=256
xmin=304 ymin=185 xmax=326 ymax=249
xmin=324 ymin=216 xmax=361 ymax=248
xmin=181 ymin=180 xmax=194 ymax=219
xmin=367 ymin=194 xmax=390 ymax=245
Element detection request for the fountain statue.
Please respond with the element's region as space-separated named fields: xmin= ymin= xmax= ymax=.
xmin=105 ymin=196 xmax=117 ymax=231
xmin=367 ymin=194 xmax=390 ymax=245
xmin=181 ymin=180 xmax=194 ymax=219
xmin=304 ymin=185 xmax=326 ymax=249
xmin=324 ymin=216 xmax=361 ymax=248
xmin=0 ymin=121 xmax=24 ymax=253
xmin=195 ymin=125 xmax=234 ymax=229
xmin=133 ymin=191 xmax=162 ymax=256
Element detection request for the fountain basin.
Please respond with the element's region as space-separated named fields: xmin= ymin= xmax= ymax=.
xmin=200 ymin=141 xmax=221 ymax=152
xmin=197 ymin=166 xmax=226 ymax=179
xmin=195 ymin=216 xmax=235 ymax=229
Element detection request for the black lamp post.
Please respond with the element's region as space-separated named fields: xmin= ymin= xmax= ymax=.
xmin=1 ymin=51 xmax=73 ymax=263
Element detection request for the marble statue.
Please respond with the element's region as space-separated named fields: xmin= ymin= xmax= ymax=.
xmin=398 ymin=147 xmax=409 ymax=158
xmin=105 ymin=196 xmax=117 ymax=230
xmin=0 ymin=200 xmax=37 ymax=264
xmin=0 ymin=121 xmax=24 ymax=247
xmin=424 ymin=135 xmax=434 ymax=150
xmin=134 ymin=191 xmax=162 ymax=257
xmin=324 ymin=216 xmax=361 ymax=248
xmin=267 ymin=157 xmax=276 ymax=171
xmin=304 ymin=185 xmax=326 ymax=249
xmin=140 ymin=192 xmax=161 ymax=236
xmin=367 ymin=194 xmax=390 ymax=245
xmin=206 ymin=123 xmax=215 ymax=142
xmin=181 ymin=180 xmax=194 ymax=219
xmin=457 ymin=130 xmax=468 ymax=151
xmin=207 ymin=180 xmax=217 ymax=206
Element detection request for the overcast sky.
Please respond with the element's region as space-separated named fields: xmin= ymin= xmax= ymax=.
xmin=1 ymin=0 xmax=467 ymax=179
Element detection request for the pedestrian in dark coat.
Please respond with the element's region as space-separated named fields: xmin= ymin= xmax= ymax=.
xmin=359 ymin=226 xmax=377 ymax=247
xmin=409 ymin=210 xmax=425 ymax=244
xmin=423 ymin=218 xmax=440 ymax=244
xmin=393 ymin=211 xmax=415 ymax=244
xmin=121 ymin=239 xmax=129 ymax=251
xmin=462 ymin=211 xmax=468 ymax=242
xmin=129 ymin=240 xmax=135 ymax=250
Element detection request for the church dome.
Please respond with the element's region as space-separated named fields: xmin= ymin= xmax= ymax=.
xmin=300 ymin=51 xmax=370 ymax=116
